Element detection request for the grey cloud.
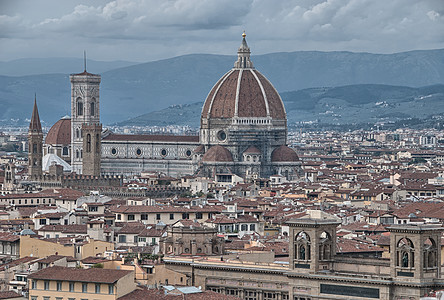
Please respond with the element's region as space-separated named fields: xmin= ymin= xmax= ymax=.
xmin=0 ymin=0 xmax=443 ymax=62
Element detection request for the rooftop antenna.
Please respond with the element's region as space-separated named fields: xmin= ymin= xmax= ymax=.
xmin=83 ymin=50 xmax=87 ymax=72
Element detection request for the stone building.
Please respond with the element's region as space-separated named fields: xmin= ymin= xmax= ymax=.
xmin=28 ymin=266 xmax=135 ymax=300
xmin=160 ymin=220 xmax=224 ymax=256
xmin=34 ymin=34 xmax=301 ymax=181
xmin=70 ymin=69 xmax=101 ymax=175
xmin=163 ymin=219 xmax=444 ymax=300
xmin=196 ymin=33 xmax=302 ymax=181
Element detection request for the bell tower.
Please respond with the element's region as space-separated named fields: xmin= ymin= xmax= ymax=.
xmin=388 ymin=224 xmax=443 ymax=282
xmin=287 ymin=218 xmax=340 ymax=274
xmin=4 ymin=162 xmax=16 ymax=192
xmin=70 ymin=54 xmax=101 ymax=174
xmin=28 ymin=96 xmax=43 ymax=179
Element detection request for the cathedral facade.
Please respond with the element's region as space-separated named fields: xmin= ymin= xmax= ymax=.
xmin=40 ymin=34 xmax=301 ymax=180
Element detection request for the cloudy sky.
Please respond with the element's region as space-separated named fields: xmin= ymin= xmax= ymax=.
xmin=1 ymin=0 xmax=443 ymax=62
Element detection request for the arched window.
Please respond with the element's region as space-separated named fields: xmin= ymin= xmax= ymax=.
xmin=319 ymin=231 xmax=332 ymax=261
xmin=86 ymin=134 xmax=91 ymax=152
xmin=396 ymin=237 xmax=414 ymax=268
xmin=90 ymin=101 xmax=95 ymax=116
xmin=62 ymin=146 xmax=68 ymax=156
xmin=32 ymin=143 xmax=37 ymax=154
xmin=76 ymin=150 xmax=79 ymax=159
xmin=77 ymin=98 xmax=83 ymax=116
xmin=76 ymin=128 xmax=80 ymax=139
xmin=423 ymin=238 xmax=437 ymax=269
xmin=295 ymin=231 xmax=311 ymax=261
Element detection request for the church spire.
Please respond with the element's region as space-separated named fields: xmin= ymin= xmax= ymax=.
xmin=234 ymin=31 xmax=254 ymax=69
xmin=29 ymin=94 xmax=42 ymax=133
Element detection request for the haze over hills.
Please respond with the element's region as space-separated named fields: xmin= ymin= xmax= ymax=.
xmin=1 ymin=49 xmax=444 ymax=126
xmin=118 ymin=84 xmax=444 ymax=128
xmin=0 ymin=58 xmax=137 ymax=77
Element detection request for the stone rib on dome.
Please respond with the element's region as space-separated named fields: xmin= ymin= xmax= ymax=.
xmin=271 ymin=145 xmax=299 ymax=162
xmin=201 ymin=69 xmax=285 ymax=120
xmin=202 ymin=145 xmax=233 ymax=162
xmin=201 ymin=34 xmax=286 ymax=121
xmin=45 ymin=117 xmax=71 ymax=145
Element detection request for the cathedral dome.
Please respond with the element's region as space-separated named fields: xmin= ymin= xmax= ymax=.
xmin=45 ymin=116 xmax=71 ymax=145
xmin=201 ymin=34 xmax=286 ymax=120
xmin=271 ymin=145 xmax=299 ymax=162
xmin=202 ymin=145 xmax=233 ymax=162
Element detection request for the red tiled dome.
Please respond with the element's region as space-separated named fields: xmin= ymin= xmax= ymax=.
xmin=271 ymin=145 xmax=299 ymax=162
xmin=202 ymin=145 xmax=233 ymax=162
xmin=201 ymin=34 xmax=286 ymax=121
xmin=201 ymin=69 xmax=286 ymax=120
xmin=45 ymin=117 xmax=71 ymax=145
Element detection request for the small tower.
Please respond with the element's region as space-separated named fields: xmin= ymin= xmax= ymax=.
xmin=287 ymin=218 xmax=340 ymax=274
xmin=28 ymin=96 xmax=43 ymax=178
xmin=388 ymin=224 xmax=443 ymax=282
xmin=4 ymin=162 xmax=16 ymax=192
xmin=70 ymin=54 xmax=101 ymax=174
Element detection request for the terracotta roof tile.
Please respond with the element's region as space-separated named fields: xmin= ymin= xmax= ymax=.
xmin=28 ymin=266 xmax=132 ymax=283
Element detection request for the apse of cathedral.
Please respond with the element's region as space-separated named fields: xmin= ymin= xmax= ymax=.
xmin=36 ymin=33 xmax=302 ymax=181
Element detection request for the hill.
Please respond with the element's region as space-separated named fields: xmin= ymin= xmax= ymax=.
xmin=0 ymin=58 xmax=137 ymax=76
xmin=118 ymin=84 xmax=444 ymax=127
xmin=1 ymin=49 xmax=443 ymax=125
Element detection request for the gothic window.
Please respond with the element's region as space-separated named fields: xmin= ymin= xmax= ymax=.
xmin=33 ymin=143 xmax=37 ymax=154
xmin=76 ymin=150 xmax=79 ymax=159
xmin=77 ymin=98 xmax=83 ymax=116
xmin=90 ymin=101 xmax=95 ymax=116
xmin=76 ymin=128 xmax=80 ymax=139
xmin=62 ymin=146 xmax=68 ymax=156
xmin=423 ymin=238 xmax=437 ymax=269
xmin=319 ymin=231 xmax=332 ymax=261
xmin=86 ymin=134 xmax=91 ymax=153
xmin=396 ymin=237 xmax=414 ymax=268
xmin=295 ymin=231 xmax=311 ymax=261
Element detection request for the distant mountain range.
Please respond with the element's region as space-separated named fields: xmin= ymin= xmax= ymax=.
xmin=118 ymin=84 xmax=444 ymax=127
xmin=0 ymin=58 xmax=137 ymax=77
xmin=1 ymin=49 xmax=443 ymax=126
